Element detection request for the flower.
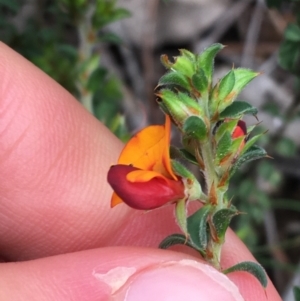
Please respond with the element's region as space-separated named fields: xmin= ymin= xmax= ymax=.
xmin=232 ymin=120 xmax=247 ymax=139
xmin=107 ymin=115 xmax=185 ymax=210
xmin=232 ymin=120 xmax=247 ymax=153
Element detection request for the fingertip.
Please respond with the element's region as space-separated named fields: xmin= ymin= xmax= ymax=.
xmin=114 ymin=259 xmax=244 ymax=301
xmin=0 ymin=248 xmax=244 ymax=301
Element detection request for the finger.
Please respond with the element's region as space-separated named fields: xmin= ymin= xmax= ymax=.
xmin=0 ymin=247 xmax=277 ymax=301
xmin=0 ymin=42 xmax=181 ymax=260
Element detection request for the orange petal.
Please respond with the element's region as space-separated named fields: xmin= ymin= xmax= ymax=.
xmin=117 ymin=116 xmax=177 ymax=180
xmin=126 ymin=170 xmax=167 ymax=183
xmin=118 ymin=125 xmax=165 ymax=170
xmin=111 ymin=192 xmax=123 ymax=207
xmin=162 ymin=115 xmax=177 ymax=180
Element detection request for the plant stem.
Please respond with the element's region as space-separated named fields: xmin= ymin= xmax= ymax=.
xmin=200 ymin=127 xmax=228 ymax=270
xmin=77 ymin=4 xmax=97 ymax=114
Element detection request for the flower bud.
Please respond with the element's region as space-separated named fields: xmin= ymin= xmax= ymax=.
xmin=156 ymin=89 xmax=203 ymax=127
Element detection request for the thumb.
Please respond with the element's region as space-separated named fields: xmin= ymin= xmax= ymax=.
xmin=0 ymin=247 xmax=243 ymax=301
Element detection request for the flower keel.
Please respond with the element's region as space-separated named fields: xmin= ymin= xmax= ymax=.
xmin=108 ymin=164 xmax=185 ymax=210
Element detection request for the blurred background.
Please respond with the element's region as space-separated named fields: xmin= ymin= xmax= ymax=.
xmin=1 ymin=0 xmax=300 ymax=299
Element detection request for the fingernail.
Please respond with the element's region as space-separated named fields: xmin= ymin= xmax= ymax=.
xmin=98 ymin=260 xmax=244 ymax=301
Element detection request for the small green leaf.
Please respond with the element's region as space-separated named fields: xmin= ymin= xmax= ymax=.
xmin=182 ymin=136 xmax=196 ymax=157
xmin=175 ymin=198 xmax=187 ymax=235
xmin=233 ymin=68 xmax=259 ymax=93
xmin=293 ymin=286 xmax=300 ymax=301
xmin=179 ymin=49 xmax=196 ymax=63
xmin=187 ymin=205 xmax=211 ymax=252
xmin=279 ymin=40 xmax=300 ymax=73
xmin=171 ymin=160 xmax=203 ymax=201
xmin=99 ymin=32 xmax=123 ymax=44
xmin=220 ymin=101 xmax=258 ymax=118
xmin=241 ymin=133 xmax=264 ymax=155
xmin=230 ymin=145 xmax=267 ymax=176
xmin=216 ymin=70 xmax=235 ymax=102
xmin=78 ymin=54 xmax=99 ymax=74
xmin=183 ymin=116 xmax=207 ymax=141
xmin=86 ymin=67 xmax=108 ymax=92
xmin=212 ymin=207 xmax=237 ymax=241
xmin=157 ymin=89 xmax=185 ymax=122
xmin=214 ymin=120 xmax=238 ymax=142
xmin=197 ymin=43 xmax=224 ymax=87
xmin=192 ymin=69 xmax=208 ymax=94
xmin=172 ymin=55 xmax=195 ymax=77
xmin=216 ymin=69 xmax=258 ymax=113
xmin=216 ymin=132 xmax=232 ymax=161
xmin=223 ymin=261 xmax=268 ymax=288
xmin=230 ymin=136 xmax=245 ymax=152
xmin=158 ymin=71 xmax=190 ymax=90
xmin=171 ymin=159 xmax=198 ymax=178
xmin=284 ymin=23 xmax=300 ymax=42
xmin=159 ymin=234 xmax=194 ymax=249
xmin=179 ymin=149 xmax=198 ymax=165
xmin=158 ymin=90 xmax=201 ymax=125
xmin=177 ymin=92 xmax=203 ymax=116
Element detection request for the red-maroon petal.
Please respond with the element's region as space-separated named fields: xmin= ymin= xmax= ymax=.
xmin=232 ymin=120 xmax=247 ymax=139
xmin=107 ymin=165 xmax=185 ymax=210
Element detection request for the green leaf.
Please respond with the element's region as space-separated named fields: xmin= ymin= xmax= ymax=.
xmin=175 ymin=198 xmax=187 ymax=235
xmin=172 ymin=55 xmax=195 ymax=77
xmin=216 ymin=132 xmax=232 ymax=161
xmin=216 ymin=70 xmax=235 ymax=101
xmin=233 ymin=69 xmax=259 ymax=91
xmin=284 ymin=23 xmax=300 ymax=42
xmin=158 ymin=90 xmax=202 ymax=125
xmin=158 ymin=71 xmax=190 ymax=90
xmin=99 ymin=32 xmax=123 ymax=44
xmin=111 ymin=8 xmax=131 ymax=21
xmin=214 ymin=120 xmax=238 ymax=142
xmin=216 ymin=69 xmax=258 ymax=113
xmin=220 ymin=101 xmax=258 ymax=118
xmin=171 ymin=160 xmax=203 ymax=201
xmin=230 ymin=136 xmax=245 ymax=151
xmin=172 ymin=160 xmax=196 ymax=178
xmin=159 ymin=234 xmax=195 ymax=249
xmin=179 ymin=49 xmax=196 ymax=63
xmin=197 ymin=43 xmax=224 ymax=87
xmin=241 ymin=133 xmax=264 ymax=155
xmin=192 ymin=69 xmax=208 ymax=94
xmin=223 ymin=261 xmax=268 ymax=288
xmin=157 ymin=89 xmax=185 ymax=123
xmin=86 ymin=67 xmax=108 ymax=92
xmin=212 ymin=207 xmax=237 ymax=241
xmin=293 ymin=286 xmax=300 ymax=301
xmin=94 ymin=6 xmax=131 ymax=27
xmin=183 ymin=116 xmax=207 ymax=141
xmin=187 ymin=205 xmax=211 ymax=252
xmin=177 ymin=92 xmax=203 ymax=116
xmin=279 ymin=40 xmax=300 ymax=73
xmin=231 ymin=145 xmax=267 ymax=176
xmin=179 ymin=149 xmax=198 ymax=165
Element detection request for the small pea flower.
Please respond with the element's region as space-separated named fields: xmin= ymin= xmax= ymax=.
xmin=107 ymin=116 xmax=185 ymax=210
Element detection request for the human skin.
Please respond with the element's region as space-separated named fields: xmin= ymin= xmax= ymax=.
xmin=0 ymin=42 xmax=282 ymax=301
